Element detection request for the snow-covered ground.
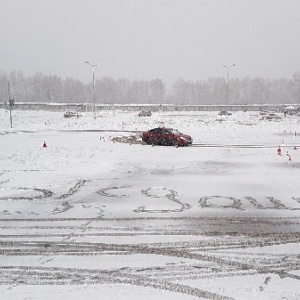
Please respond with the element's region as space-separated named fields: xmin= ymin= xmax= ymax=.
xmin=1 ymin=108 xmax=300 ymax=300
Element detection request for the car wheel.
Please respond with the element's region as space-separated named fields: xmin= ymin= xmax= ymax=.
xmin=152 ymin=138 xmax=158 ymax=145
xmin=173 ymin=139 xmax=179 ymax=147
xmin=158 ymin=138 xmax=165 ymax=146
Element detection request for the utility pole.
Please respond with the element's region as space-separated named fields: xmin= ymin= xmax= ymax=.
xmin=8 ymin=81 xmax=15 ymax=128
xmin=84 ymin=61 xmax=98 ymax=118
xmin=223 ymin=64 xmax=236 ymax=103
xmin=151 ymin=78 xmax=162 ymax=104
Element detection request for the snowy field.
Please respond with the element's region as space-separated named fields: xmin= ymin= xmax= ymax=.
xmin=1 ymin=108 xmax=300 ymax=300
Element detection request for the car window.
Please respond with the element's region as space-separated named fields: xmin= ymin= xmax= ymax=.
xmin=156 ymin=128 xmax=163 ymax=134
xmin=150 ymin=128 xmax=164 ymax=134
xmin=150 ymin=128 xmax=159 ymax=133
xmin=167 ymin=128 xmax=181 ymax=135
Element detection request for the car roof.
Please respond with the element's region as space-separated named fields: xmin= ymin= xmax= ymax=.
xmin=150 ymin=127 xmax=173 ymax=130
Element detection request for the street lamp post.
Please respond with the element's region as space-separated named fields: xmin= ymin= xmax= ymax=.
xmin=223 ymin=64 xmax=236 ymax=103
xmin=144 ymin=81 xmax=149 ymax=104
xmin=151 ymin=78 xmax=162 ymax=104
xmin=85 ymin=61 xmax=98 ymax=116
xmin=8 ymin=81 xmax=15 ymax=128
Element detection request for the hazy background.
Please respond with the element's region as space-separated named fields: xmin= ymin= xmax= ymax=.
xmin=1 ymin=0 xmax=300 ymax=88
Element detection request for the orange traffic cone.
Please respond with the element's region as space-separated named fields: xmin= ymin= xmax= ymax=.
xmin=294 ymin=144 xmax=297 ymax=150
xmin=277 ymin=146 xmax=281 ymax=155
xmin=43 ymin=141 xmax=47 ymax=148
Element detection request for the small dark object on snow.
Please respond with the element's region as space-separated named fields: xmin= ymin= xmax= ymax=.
xmin=263 ymin=113 xmax=281 ymax=121
xmin=138 ymin=111 xmax=152 ymax=117
xmin=218 ymin=111 xmax=232 ymax=116
xmin=64 ymin=111 xmax=80 ymax=118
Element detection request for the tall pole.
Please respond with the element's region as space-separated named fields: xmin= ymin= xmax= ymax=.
xmin=92 ymin=66 xmax=95 ymax=114
xmin=85 ymin=61 xmax=98 ymax=117
xmin=151 ymin=78 xmax=162 ymax=104
xmin=8 ymin=81 xmax=14 ymax=128
xmin=223 ymin=64 xmax=236 ymax=103
xmin=144 ymin=81 xmax=149 ymax=104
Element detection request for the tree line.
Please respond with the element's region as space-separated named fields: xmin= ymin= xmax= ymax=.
xmin=1 ymin=70 xmax=300 ymax=105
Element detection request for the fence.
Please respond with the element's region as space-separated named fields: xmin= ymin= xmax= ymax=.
xmin=2 ymin=102 xmax=299 ymax=112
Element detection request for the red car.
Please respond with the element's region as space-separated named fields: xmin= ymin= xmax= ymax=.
xmin=142 ymin=127 xmax=193 ymax=147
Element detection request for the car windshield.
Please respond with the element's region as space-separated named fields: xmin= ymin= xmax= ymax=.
xmin=167 ymin=128 xmax=182 ymax=135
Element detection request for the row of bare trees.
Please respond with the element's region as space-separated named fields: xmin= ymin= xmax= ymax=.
xmin=1 ymin=70 xmax=300 ymax=105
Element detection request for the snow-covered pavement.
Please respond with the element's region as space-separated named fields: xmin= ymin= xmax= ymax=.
xmin=0 ymin=109 xmax=300 ymax=299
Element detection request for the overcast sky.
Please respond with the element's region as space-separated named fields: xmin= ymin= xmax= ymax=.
xmin=1 ymin=0 xmax=300 ymax=87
